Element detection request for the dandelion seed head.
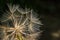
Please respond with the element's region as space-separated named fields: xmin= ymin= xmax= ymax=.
xmin=1 ymin=4 xmax=43 ymax=40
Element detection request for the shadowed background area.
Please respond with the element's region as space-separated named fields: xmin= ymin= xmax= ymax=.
xmin=0 ymin=0 xmax=60 ymax=40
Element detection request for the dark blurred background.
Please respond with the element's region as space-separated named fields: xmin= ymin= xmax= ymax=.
xmin=0 ymin=0 xmax=60 ymax=40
